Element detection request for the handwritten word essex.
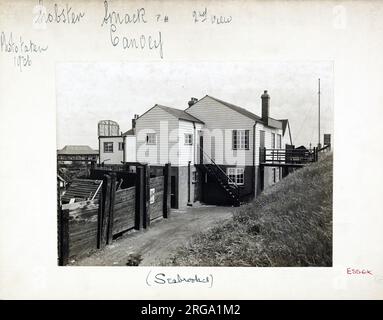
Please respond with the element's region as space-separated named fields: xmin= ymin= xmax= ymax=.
xmin=347 ymin=268 xmax=373 ymax=275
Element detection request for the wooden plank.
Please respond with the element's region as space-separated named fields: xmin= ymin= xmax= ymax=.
xmin=62 ymin=199 xmax=99 ymax=211
xmin=101 ymin=174 xmax=111 ymax=248
xmin=114 ymin=189 xmax=135 ymax=204
xmin=163 ymin=163 xmax=171 ymax=218
xmin=112 ymin=202 xmax=135 ymax=234
xmin=144 ymin=165 xmax=150 ymax=228
xmin=59 ymin=208 xmax=69 ymax=266
xmin=135 ymin=166 xmax=143 ymax=230
xmin=114 ymin=200 xmax=135 ymax=212
xmin=107 ymin=173 xmax=117 ymax=244
xmin=97 ymin=190 xmax=103 ymax=249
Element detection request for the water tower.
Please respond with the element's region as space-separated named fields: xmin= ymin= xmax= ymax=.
xmin=98 ymin=120 xmax=120 ymax=136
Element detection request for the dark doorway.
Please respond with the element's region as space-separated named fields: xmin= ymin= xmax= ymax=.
xmin=170 ymin=176 xmax=176 ymax=208
xmin=260 ymin=166 xmax=264 ymax=192
xmin=199 ymin=134 xmax=204 ymax=164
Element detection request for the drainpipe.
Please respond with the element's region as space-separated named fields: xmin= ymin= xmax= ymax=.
xmin=192 ymin=122 xmax=196 ymax=164
xmin=98 ymin=136 xmax=101 ymax=166
xmin=252 ymin=121 xmax=257 ymax=197
xmin=187 ymin=160 xmax=192 ymax=206
xmin=122 ymin=134 xmax=126 ymax=163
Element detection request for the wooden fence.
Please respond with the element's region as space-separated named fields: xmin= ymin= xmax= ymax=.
xmin=149 ymin=176 xmax=165 ymax=221
xmin=58 ymin=163 xmax=171 ymax=265
xmin=113 ymin=187 xmax=136 ymax=234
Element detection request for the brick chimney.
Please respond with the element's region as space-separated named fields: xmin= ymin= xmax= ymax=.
xmin=261 ymin=90 xmax=270 ymax=120
xmin=131 ymin=114 xmax=139 ymax=133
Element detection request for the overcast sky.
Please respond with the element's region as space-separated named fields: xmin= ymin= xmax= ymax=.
xmin=56 ymin=61 xmax=333 ymax=149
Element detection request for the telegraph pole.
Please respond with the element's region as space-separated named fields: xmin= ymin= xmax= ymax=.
xmin=318 ymin=78 xmax=321 ymax=149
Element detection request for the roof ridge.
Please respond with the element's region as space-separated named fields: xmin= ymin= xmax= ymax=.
xmin=156 ymin=104 xmax=204 ymax=124
xmin=205 ymin=95 xmax=262 ymax=121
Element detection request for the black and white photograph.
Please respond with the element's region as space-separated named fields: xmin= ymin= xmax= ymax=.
xmin=56 ymin=61 xmax=333 ymax=267
xmin=1 ymin=0 xmax=382 ymax=301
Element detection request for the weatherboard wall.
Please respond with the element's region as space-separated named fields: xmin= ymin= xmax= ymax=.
xmin=177 ymin=120 xmax=203 ymax=166
xmin=254 ymin=122 xmax=284 ymax=165
xmin=187 ymin=96 xmax=284 ymax=167
xmin=136 ymin=106 xmax=179 ymax=166
xmin=124 ymin=135 xmax=137 ymax=162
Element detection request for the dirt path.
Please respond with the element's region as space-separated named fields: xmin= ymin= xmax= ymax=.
xmin=70 ymin=204 xmax=234 ymax=266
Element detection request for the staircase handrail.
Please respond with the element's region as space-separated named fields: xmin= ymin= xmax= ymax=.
xmin=199 ymin=146 xmax=239 ymax=189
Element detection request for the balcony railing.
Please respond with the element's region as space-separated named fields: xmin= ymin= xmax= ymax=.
xmin=260 ymin=147 xmax=318 ymax=166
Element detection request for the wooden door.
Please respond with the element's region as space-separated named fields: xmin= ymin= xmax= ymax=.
xmin=170 ymin=176 xmax=176 ymax=208
xmin=199 ymin=134 xmax=204 ymax=164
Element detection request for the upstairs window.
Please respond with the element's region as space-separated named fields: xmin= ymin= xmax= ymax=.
xmin=271 ymin=133 xmax=276 ymax=148
xmin=227 ymin=167 xmax=245 ymax=185
xmin=146 ymin=133 xmax=157 ymax=145
xmin=103 ymin=142 xmax=113 ymax=153
xmin=232 ymin=130 xmax=249 ymax=150
xmin=259 ymin=130 xmax=265 ymax=149
xmin=277 ymin=134 xmax=282 ymax=149
xmin=118 ymin=142 xmax=124 ymax=151
xmin=184 ymin=133 xmax=193 ymax=145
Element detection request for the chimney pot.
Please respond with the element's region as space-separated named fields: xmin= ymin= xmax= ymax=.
xmin=188 ymin=97 xmax=198 ymax=107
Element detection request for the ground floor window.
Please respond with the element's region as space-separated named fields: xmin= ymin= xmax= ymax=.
xmin=184 ymin=133 xmax=193 ymax=145
xmin=192 ymin=171 xmax=197 ymax=183
xmin=103 ymin=142 xmax=113 ymax=153
xmin=227 ymin=167 xmax=245 ymax=185
xmin=118 ymin=142 xmax=124 ymax=151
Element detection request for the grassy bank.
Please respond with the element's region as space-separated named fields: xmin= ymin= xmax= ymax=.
xmin=166 ymin=153 xmax=333 ymax=267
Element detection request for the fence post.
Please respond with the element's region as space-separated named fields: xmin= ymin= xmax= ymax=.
xmin=101 ymin=174 xmax=112 ymax=248
xmin=135 ymin=166 xmax=143 ymax=230
xmin=107 ymin=173 xmax=117 ymax=245
xmin=97 ymin=185 xmax=104 ymax=249
xmin=57 ymin=179 xmax=61 ymax=266
xmin=163 ymin=163 xmax=171 ymax=218
xmin=59 ymin=208 xmax=69 ymax=266
xmin=143 ymin=164 xmax=151 ymax=228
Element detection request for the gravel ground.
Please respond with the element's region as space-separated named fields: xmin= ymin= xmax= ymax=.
xmin=70 ymin=204 xmax=234 ymax=266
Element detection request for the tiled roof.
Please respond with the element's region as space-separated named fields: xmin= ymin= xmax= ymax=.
xmin=279 ymin=119 xmax=289 ymax=135
xmin=122 ymin=128 xmax=135 ymax=136
xmin=156 ymin=105 xmax=205 ymax=124
xmin=61 ymin=179 xmax=103 ymax=203
xmin=57 ymin=145 xmax=99 ymax=155
xmin=204 ymin=95 xmax=262 ymax=122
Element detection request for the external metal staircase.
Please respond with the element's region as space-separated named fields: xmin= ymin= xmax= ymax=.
xmin=199 ymin=148 xmax=240 ymax=206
